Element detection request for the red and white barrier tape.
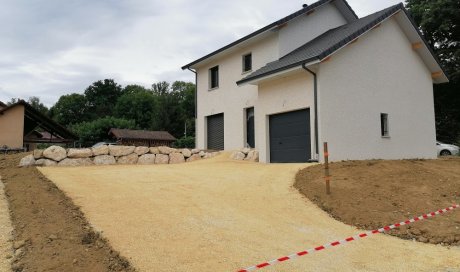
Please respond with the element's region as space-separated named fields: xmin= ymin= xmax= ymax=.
xmin=238 ymin=204 xmax=460 ymax=272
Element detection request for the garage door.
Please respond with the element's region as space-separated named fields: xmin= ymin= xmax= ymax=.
xmin=207 ymin=113 xmax=224 ymax=150
xmin=269 ymin=109 xmax=311 ymax=163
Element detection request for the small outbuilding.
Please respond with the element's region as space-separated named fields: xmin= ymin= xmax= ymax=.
xmin=108 ymin=128 xmax=176 ymax=147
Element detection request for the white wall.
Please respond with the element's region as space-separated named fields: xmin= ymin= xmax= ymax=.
xmin=256 ymin=70 xmax=315 ymax=163
xmin=195 ymin=34 xmax=279 ymax=150
xmin=317 ymin=17 xmax=437 ymax=162
xmin=278 ymin=3 xmax=347 ymax=57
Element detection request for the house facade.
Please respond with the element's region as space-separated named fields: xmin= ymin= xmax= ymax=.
xmin=182 ymin=0 xmax=447 ymax=163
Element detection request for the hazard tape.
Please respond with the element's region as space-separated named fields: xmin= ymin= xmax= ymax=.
xmin=238 ymin=204 xmax=460 ymax=272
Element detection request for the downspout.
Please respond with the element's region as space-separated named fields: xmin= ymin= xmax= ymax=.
xmin=187 ymin=67 xmax=198 ymax=148
xmin=302 ymin=63 xmax=319 ymax=162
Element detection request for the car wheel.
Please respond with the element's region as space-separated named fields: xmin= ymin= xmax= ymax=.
xmin=440 ymin=150 xmax=451 ymax=156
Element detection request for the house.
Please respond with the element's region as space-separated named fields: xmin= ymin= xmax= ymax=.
xmin=182 ymin=0 xmax=447 ymax=163
xmin=0 ymin=100 xmax=76 ymax=151
xmin=108 ymin=128 xmax=176 ymax=147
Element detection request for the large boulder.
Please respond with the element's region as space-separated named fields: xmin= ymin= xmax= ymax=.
xmin=134 ymin=146 xmax=150 ymax=156
xmin=186 ymin=154 xmax=201 ymax=162
xmin=149 ymin=147 xmax=160 ymax=154
xmin=241 ymin=148 xmax=251 ymax=155
xmin=33 ymin=149 xmax=43 ymax=159
xmin=35 ymin=159 xmax=58 ymax=167
xmin=181 ymin=149 xmax=192 ymax=158
xmin=138 ymin=154 xmax=156 ymax=164
xmin=117 ymin=153 xmax=139 ymax=164
xmin=109 ymin=145 xmax=135 ymax=157
xmin=169 ymin=153 xmax=185 ymax=164
xmin=19 ymin=155 xmax=35 ymax=167
xmin=191 ymin=148 xmax=200 ymax=154
xmin=58 ymin=158 xmax=93 ymax=167
xmin=67 ymin=148 xmax=93 ymax=158
xmin=230 ymin=151 xmax=245 ymax=161
xmin=92 ymin=145 xmax=109 ymax=156
xmin=199 ymin=151 xmax=206 ymax=157
xmin=43 ymin=146 xmax=67 ymax=161
xmin=245 ymin=150 xmax=259 ymax=162
xmin=158 ymin=146 xmax=176 ymax=155
xmin=155 ymin=154 xmax=169 ymax=164
xmin=93 ymin=155 xmax=116 ymax=165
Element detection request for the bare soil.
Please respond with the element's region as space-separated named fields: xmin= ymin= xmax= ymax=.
xmin=294 ymin=157 xmax=460 ymax=246
xmin=0 ymin=153 xmax=136 ymax=272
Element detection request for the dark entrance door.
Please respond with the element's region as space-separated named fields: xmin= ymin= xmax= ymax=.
xmin=207 ymin=113 xmax=224 ymax=150
xmin=246 ymin=107 xmax=255 ymax=148
xmin=269 ymin=109 xmax=311 ymax=163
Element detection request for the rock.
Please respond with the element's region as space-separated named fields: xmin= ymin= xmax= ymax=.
xmin=186 ymin=154 xmax=201 ymax=162
xmin=35 ymin=159 xmax=58 ymax=167
xmin=199 ymin=151 xmax=206 ymax=157
xmin=241 ymin=148 xmax=251 ymax=155
xmin=411 ymin=229 xmax=422 ymax=236
xmin=250 ymin=151 xmax=259 ymax=162
xmin=169 ymin=152 xmax=185 ymax=164
xmin=48 ymin=234 xmax=58 ymax=241
xmin=13 ymin=240 xmax=26 ymax=250
xmin=43 ymin=146 xmax=67 ymax=161
xmin=67 ymin=148 xmax=93 ymax=158
xmin=155 ymin=154 xmax=169 ymax=164
xmin=33 ymin=149 xmax=43 ymax=159
xmin=245 ymin=150 xmax=254 ymax=161
xmin=19 ymin=155 xmax=36 ymax=167
xmin=191 ymin=148 xmax=200 ymax=154
xmin=138 ymin=154 xmax=156 ymax=164
xmin=92 ymin=145 xmax=109 ymax=156
xmin=149 ymin=147 xmax=160 ymax=154
xmin=158 ymin=146 xmax=176 ymax=155
xmin=231 ymin=151 xmax=245 ymax=160
xmin=181 ymin=149 xmax=192 ymax=158
xmin=134 ymin=146 xmax=150 ymax=155
xmin=117 ymin=153 xmax=139 ymax=164
xmin=14 ymin=247 xmax=24 ymax=257
xmin=93 ymin=155 xmax=116 ymax=165
xmin=109 ymin=145 xmax=135 ymax=157
xmin=58 ymin=158 xmax=93 ymax=167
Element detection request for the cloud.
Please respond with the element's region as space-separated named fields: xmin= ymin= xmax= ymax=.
xmin=0 ymin=0 xmax=401 ymax=106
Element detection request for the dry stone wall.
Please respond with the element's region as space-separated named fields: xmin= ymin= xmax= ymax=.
xmin=19 ymin=145 xmax=220 ymax=167
xmin=230 ymin=148 xmax=259 ymax=162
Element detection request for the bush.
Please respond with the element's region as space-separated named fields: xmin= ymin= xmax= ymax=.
xmin=71 ymin=117 xmax=136 ymax=146
xmin=173 ymin=136 xmax=195 ymax=148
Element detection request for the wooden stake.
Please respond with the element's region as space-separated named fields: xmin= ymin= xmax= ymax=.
xmin=324 ymin=142 xmax=331 ymax=195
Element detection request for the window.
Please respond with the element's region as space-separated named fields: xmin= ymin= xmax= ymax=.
xmin=242 ymin=53 xmax=252 ymax=73
xmin=209 ymin=66 xmax=219 ymax=89
xmin=246 ymin=107 xmax=255 ymax=148
xmin=380 ymin=113 xmax=389 ymax=137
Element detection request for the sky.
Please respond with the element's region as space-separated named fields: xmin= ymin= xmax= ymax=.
xmin=0 ymin=0 xmax=402 ymax=107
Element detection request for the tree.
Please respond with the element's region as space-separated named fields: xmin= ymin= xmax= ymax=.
xmin=84 ymin=79 xmax=123 ymax=118
xmin=71 ymin=116 xmax=136 ymax=146
xmin=121 ymin=84 xmax=150 ymax=95
xmin=6 ymin=97 xmax=49 ymax=115
xmin=114 ymin=90 xmax=158 ymax=129
xmin=49 ymin=93 xmax=89 ymax=126
xmin=406 ymin=0 xmax=460 ymax=144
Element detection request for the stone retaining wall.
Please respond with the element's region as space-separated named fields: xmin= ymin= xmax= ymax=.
xmin=230 ymin=148 xmax=259 ymax=162
xmin=19 ymin=145 xmax=219 ymax=167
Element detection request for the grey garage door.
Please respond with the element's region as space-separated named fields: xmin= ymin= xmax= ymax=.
xmin=207 ymin=113 xmax=224 ymax=150
xmin=269 ymin=109 xmax=311 ymax=163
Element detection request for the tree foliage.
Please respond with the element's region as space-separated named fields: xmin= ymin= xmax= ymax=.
xmin=84 ymin=79 xmax=123 ymax=118
xmin=406 ymin=0 xmax=460 ymax=144
xmin=71 ymin=117 xmax=136 ymax=145
xmin=114 ymin=90 xmax=158 ymax=129
xmin=49 ymin=93 xmax=88 ymax=125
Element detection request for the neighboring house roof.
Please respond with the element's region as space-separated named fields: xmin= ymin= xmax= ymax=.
xmin=181 ymin=0 xmax=358 ymax=70
xmin=0 ymin=101 xmax=6 ymax=108
xmin=0 ymin=100 xmax=77 ymax=141
xmin=108 ymin=128 xmax=176 ymax=141
xmin=237 ymin=3 xmax=448 ymax=85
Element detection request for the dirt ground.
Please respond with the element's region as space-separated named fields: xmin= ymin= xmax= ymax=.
xmin=0 ymin=153 xmax=135 ymax=272
xmin=0 ymin=172 xmax=13 ymax=272
xmin=39 ymin=153 xmax=460 ymax=272
xmin=295 ymin=157 xmax=460 ymax=246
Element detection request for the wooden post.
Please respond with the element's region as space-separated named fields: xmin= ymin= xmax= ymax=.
xmin=324 ymin=142 xmax=331 ymax=195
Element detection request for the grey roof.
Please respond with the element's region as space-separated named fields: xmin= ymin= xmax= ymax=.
xmin=181 ymin=0 xmax=358 ymax=70
xmin=237 ymin=3 xmax=405 ymax=85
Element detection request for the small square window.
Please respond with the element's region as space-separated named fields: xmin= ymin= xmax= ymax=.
xmin=209 ymin=66 xmax=219 ymax=89
xmin=242 ymin=53 xmax=252 ymax=73
xmin=381 ymin=113 xmax=389 ymax=137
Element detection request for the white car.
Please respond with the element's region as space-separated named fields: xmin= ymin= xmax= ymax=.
xmin=436 ymin=141 xmax=459 ymax=156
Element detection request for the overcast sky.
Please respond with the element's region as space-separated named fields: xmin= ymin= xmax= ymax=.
xmin=0 ymin=0 xmax=402 ymax=106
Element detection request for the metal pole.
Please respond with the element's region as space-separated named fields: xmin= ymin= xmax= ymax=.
xmin=324 ymin=142 xmax=331 ymax=195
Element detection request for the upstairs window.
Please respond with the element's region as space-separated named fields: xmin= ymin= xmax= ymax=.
xmin=209 ymin=66 xmax=219 ymax=89
xmin=242 ymin=53 xmax=252 ymax=73
xmin=381 ymin=113 xmax=389 ymax=137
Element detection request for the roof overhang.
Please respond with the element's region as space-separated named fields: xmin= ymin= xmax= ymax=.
xmin=181 ymin=0 xmax=358 ymax=70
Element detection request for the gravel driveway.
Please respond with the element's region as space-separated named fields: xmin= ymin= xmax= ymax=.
xmin=39 ymin=154 xmax=460 ymax=271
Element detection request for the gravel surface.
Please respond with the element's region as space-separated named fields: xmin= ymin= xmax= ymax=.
xmin=0 ymin=176 xmax=13 ymax=272
xmin=39 ymin=153 xmax=460 ymax=271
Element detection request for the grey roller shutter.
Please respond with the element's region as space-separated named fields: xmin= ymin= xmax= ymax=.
xmin=207 ymin=113 xmax=224 ymax=150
